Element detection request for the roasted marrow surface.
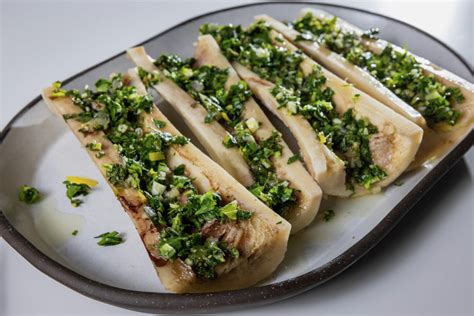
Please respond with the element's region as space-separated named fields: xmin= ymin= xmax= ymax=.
xmin=42 ymin=69 xmax=290 ymax=293
xmin=290 ymin=10 xmax=466 ymax=127
xmin=260 ymin=9 xmax=473 ymax=167
xmin=127 ymin=43 xmax=322 ymax=233
xmin=200 ymin=20 xmax=422 ymax=196
xmin=150 ymin=53 xmax=297 ymax=215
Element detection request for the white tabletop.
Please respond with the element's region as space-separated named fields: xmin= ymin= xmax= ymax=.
xmin=1 ymin=1 xmax=473 ymax=315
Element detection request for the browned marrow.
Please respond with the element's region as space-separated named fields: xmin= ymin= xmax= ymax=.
xmin=127 ymin=40 xmax=322 ymax=233
xmin=260 ymin=10 xmax=473 ymax=168
xmin=41 ymin=69 xmax=291 ymax=293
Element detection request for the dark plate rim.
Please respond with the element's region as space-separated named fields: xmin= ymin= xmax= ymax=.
xmin=0 ymin=1 xmax=473 ymax=313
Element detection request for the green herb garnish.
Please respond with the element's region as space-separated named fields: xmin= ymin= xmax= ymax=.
xmin=138 ymin=67 xmax=161 ymax=88
xmin=154 ymin=55 xmax=251 ymax=125
xmin=63 ymin=181 xmax=91 ymax=207
xmin=287 ymin=154 xmax=300 ymax=164
xmin=203 ymin=22 xmax=386 ymax=190
xmin=72 ymin=230 xmax=79 ymax=236
xmin=86 ymin=140 xmax=105 ymax=158
xmin=225 ymin=125 xmax=297 ymax=215
xmin=54 ymin=73 xmax=253 ymax=279
xmin=153 ymin=51 xmax=297 ymax=215
xmin=153 ymin=118 xmax=167 ymax=128
xmin=323 ymin=209 xmax=335 ymax=222
xmin=291 ymin=12 xmax=463 ymax=126
xmin=201 ymin=21 xmax=305 ymax=91
xmin=95 ymin=231 xmax=123 ymax=246
xmin=86 ymin=140 xmax=102 ymax=151
xmin=18 ymin=185 xmax=41 ymax=204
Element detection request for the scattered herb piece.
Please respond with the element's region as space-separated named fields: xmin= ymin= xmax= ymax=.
xmin=287 ymin=154 xmax=300 ymax=164
xmin=86 ymin=140 xmax=105 ymax=158
xmin=323 ymin=209 xmax=335 ymax=222
xmin=95 ymin=231 xmax=123 ymax=246
xmin=63 ymin=180 xmax=91 ymax=207
xmin=137 ymin=67 xmax=161 ymax=88
xmin=153 ymin=118 xmax=167 ymax=129
xmin=18 ymin=185 xmax=41 ymax=204
xmin=394 ymin=180 xmax=404 ymax=186
xmin=86 ymin=140 xmax=102 ymax=151
xmin=51 ymin=81 xmax=66 ymax=98
xmin=72 ymin=230 xmax=79 ymax=236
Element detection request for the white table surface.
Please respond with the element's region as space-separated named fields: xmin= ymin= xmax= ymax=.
xmin=1 ymin=0 xmax=472 ymax=315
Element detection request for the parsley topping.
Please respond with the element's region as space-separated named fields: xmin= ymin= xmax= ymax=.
xmin=53 ymin=73 xmax=253 ymax=279
xmin=291 ymin=13 xmax=463 ymax=126
xmin=95 ymin=231 xmax=123 ymax=246
xmin=203 ymin=21 xmax=386 ymax=190
xmin=155 ymin=55 xmax=251 ymax=125
xmin=201 ymin=21 xmax=305 ymax=90
xmin=72 ymin=230 xmax=79 ymax=236
xmin=153 ymin=52 xmax=297 ymax=215
xmin=153 ymin=118 xmax=167 ymax=128
xmin=86 ymin=140 xmax=105 ymax=158
xmin=323 ymin=209 xmax=335 ymax=222
xmin=63 ymin=180 xmax=91 ymax=207
xmin=287 ymin=154 xmax=301 ymax=164
xmin=18 ymin=185 xmax=41 ymax=204
xmin=138 ymin=67 xmax=161 ymax=88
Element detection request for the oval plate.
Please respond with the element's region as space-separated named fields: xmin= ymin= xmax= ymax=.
xmin=0 ymin=2 xmax=472 ymax=313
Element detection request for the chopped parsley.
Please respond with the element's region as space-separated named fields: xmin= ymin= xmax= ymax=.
xmin=227 ymin=128 xmax=296 ymax=214
xmin=291 ymin=13 xmax=463 ymax=126
xmin=201 ymin=21 xmax=305 ymax=90
xmin=72 ymin=230 xmax=79 ymax=236
xmin=323 ymin=209 xmax=335 ymax=222
xmin=287 ymin=154 xmax=301 ymax=164
xmin=95 ymin=231 xmax=123 ymax=246
xmin=153 ymin=52 xmax=297 ymax=215
xmin=86 ymin=139 xmax=102 ymax=151
xmin=203 ymin=21 xmax=386 ymax=190
xmin=273 ymin=69 xmax=387 ymax=190
xmin=18 ymin=185 xmax=41 ymax=204
xmin=137 ymin=67 xmax=161 ymax=88
xmin=53 ymin=73 xmax=253 ymax=279
xmin=86 ymin=140 xmax=105 ymax=158
xmin=63 ymin=180 xmax=91 ymax=207
xmin=153 ymin=118 xmax=167 ymax=128
xmin=154 ymin=55 xmax=251 ymax=125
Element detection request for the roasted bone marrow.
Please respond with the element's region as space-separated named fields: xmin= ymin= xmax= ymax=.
xmin=127 ymin=42 xmax=322 ymax=233
xmin=259 ymin=9 xmax=473 ymax=167
xmin=42 ymin=69 xmax=290 ymax=293
xmin=200 ymin=20 xmax=423 ymax=197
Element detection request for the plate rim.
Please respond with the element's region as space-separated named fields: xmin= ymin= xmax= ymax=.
xmin=1 ymin=1 xmax=473 ymax=313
